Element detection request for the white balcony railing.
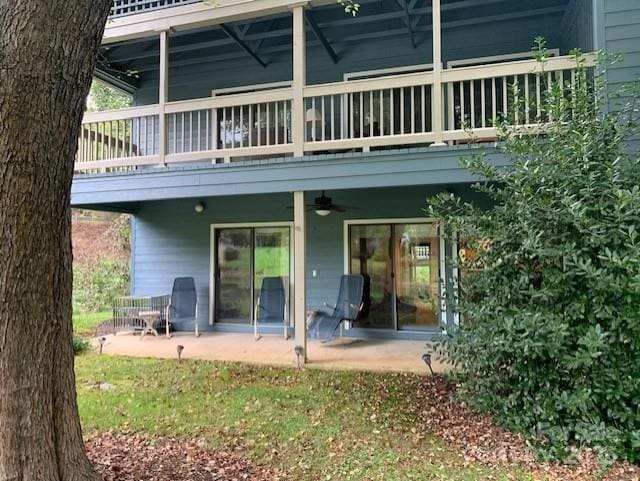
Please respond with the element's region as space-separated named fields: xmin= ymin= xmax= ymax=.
xmin=110 ymin=0 xmax=201 ymax=18
xmin=75 ymin=55 xmax=595 ymax=173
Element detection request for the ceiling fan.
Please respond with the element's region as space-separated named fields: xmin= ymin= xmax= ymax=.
xmin=290 ymin=191 xmax=357 ymax=216
xmin=310 ymin=191 xmax=347 ymax=216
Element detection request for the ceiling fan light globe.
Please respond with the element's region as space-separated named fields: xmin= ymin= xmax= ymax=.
xmin=315 ymin=208 xmax=332 ymax=217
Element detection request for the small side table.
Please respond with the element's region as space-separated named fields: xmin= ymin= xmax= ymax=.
xmin=139 ymin=310 xmax=161 ymax=340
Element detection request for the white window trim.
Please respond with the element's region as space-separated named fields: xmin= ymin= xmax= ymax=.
xmin=209 ymin=221 xmax=294 ymax=327
xmin=342 ymin=217 xmax=447 ymax=329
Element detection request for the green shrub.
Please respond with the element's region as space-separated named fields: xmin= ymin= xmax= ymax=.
xmin=429 ymin=46 xmax=640 ymax=462
xmin=73 ymin=257 xmax=130 ymax=313
xmin=73 ymin=336 xmax=90 ymax=355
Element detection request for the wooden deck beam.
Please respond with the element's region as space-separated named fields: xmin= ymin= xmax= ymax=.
xmin=305 ymin=10 xmax=338 ymax=64
xmin=219 ymin=24 xmax=268 ymax=68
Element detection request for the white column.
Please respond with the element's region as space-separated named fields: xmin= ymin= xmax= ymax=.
xmin=158 ymin=29 xmax=170 ymax=164
xmin=293 ymin=191 xmax=307 ymax=363
xmin=291 ymin=4 xmax=307 ymax=157
xmin=431 ymin=0 xmax=446 ymax=146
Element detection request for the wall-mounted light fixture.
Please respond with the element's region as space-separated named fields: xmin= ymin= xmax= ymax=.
xmin=194 ymin=201 xmax=205 ymax=213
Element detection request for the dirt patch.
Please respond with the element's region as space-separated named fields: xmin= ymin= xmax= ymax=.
xmin=414 ymin=375 xmax=640 ymax=481
xmin=87 ymin=432 xmax=286 ymax=481
xmin=72 ymin=215 xmax=129 ymax=264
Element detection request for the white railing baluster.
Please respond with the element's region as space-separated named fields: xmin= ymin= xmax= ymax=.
xmin=409 ymin=87 xmax=415 ymax=134
xmin=331 ymin=96 xmax=335 ymax=141
xmin=421 ymin=85 xmax=426 ymax=133
xmin=389 ymin=89 xmax=396 ymax=135
xmin=524 ymin=74 xmax=530 ymax=124
xmin=513 ymin=76 xmax=520 ymax=124
xmin=359 ymin=91 xmax=364 ymax=138
xmin=536 ymin=75 xmax=541 ymax=120
xmin=491 ymin=78 xmax=497 ymax=126
xmin=503 ymin=76 xmax=508 ymax=118
xmin=379 ymin=90 xmax=384 ymax=137
xmin=459 ymin=82 xmax=465 ymax=129
xmin=470 ymin=80 xmax=475 ymax=129
xmin=311 ymin=97 xmax=316 ymax=141
xmin=400 ymin=88 xmax=404 ymax=134
xmin=369 ymin=91 xmax=374 ymax=137
xmin=322 ymin=96 xmax=326 ymax=142
xmin=480 ymin=79 xmax=486 ymax=128
xmin=266 ymin=102 xmax=270 ymax=145
xmin=349 ymin=93 xmax=354 ymax=138
xmin=180 ymin=112 xmax=185 ymax=152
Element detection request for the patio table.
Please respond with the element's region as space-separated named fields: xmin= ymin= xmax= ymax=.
xmin=139 ymin=310 xmax=161 ymax=339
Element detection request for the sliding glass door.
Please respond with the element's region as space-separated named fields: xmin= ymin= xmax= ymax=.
xmin=349 ymin=222 xmax=441 ymax=331
xmin=215 ymin=225 xmax=290 ymax=324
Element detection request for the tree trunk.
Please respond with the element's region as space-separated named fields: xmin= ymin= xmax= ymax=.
xmin=0 ymin=2 xmax=112 ymax=480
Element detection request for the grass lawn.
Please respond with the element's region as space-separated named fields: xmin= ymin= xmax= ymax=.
xmin=73 ymin=311 xmax=111 ymax=336
xmin=76 ymin=355 xmax=533 ymax=481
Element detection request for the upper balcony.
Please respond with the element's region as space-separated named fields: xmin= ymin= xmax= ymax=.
xmin=78 ymin=0 xmax=596 ymax=174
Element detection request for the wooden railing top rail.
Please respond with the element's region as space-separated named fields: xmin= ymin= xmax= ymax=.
xmin=441 ymin=54 xmax=596 ymax=83
xmin=83 ymin=105 xmax=161 ymax=124
xmin=163 ymin=87 xmax=293 ymax=114
xmin=304 ymin=71 xmax=434 ymax=97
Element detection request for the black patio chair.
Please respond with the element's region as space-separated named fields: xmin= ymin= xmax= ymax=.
xmin=308 ymin=274 xmax=365 ymax=343
xmin=165 ymin=277 xmax=200 ymax=337
xmin=254 ymin=276 xmax=287 ymax=340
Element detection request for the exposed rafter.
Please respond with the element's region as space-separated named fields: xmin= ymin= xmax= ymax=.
xmin=305 ymin=10 xmax=338 ymax=64
xmin=94 ymin=66 xmax=139 ymax=94
xmin=399 ymin=0 xmax=416 ymax=48
xmin=219 ymin=23 xmax=268 ymax=68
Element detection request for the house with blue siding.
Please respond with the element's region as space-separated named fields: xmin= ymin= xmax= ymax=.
xmin=71 ymin=0 xmax=639 ymax=360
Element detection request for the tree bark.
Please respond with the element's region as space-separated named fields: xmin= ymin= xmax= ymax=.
xmin=0 ymin=2 xmax=112 ymax=480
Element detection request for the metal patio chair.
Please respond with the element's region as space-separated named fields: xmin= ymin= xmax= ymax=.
xmin=165 ymin=277 xmax=200 ymax=337
xmin=254 ymin=276 xmax=287 ymax=340
xmin=307 ymin=274 xmax=365 ymax=343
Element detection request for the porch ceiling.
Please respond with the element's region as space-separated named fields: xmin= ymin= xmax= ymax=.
xmin=96 ymin=0 xmax=571 ymax=90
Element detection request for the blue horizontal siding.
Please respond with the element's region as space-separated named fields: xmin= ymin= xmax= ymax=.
xmin=597 ymin=0 xmax=640 ymax=91
xmin=129 ymin=185 xmax=480 ymax=333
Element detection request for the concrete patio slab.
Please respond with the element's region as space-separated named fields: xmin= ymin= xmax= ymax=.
xmin=92 ymin=331 xmax=448 ymax=374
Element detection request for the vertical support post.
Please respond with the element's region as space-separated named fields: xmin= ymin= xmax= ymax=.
xmin=159 ymin=29 xmax=169 ymax=165
xmin=293 ymin=191 xmax=307 ymax=363
xmin=291 ymin=4 xmax=307 ymax=157
xmin=431 ymin=0 xmax=446 ymax=146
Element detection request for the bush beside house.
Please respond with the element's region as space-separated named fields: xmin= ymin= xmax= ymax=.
xmin=430 ymin=49 xmax=640 ymax=462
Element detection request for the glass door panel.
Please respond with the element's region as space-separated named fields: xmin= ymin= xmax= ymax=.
xmin=254 ymin=227 xmax=290 ymax=318
xmin=394 ymin=223 xmax=440 ymax=330
xmin=349 ymin=224 xmax=394 ymax=329
xmin=216 ymin=228 xmax=252 ymax=323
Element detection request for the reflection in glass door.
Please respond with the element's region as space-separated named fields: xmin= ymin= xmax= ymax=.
xmin=215 ymin=226 xmax=290 ymax=324
xmin=349 ymin=222 xmax=441 ymax=331
xmin=349 ymin=225 xmax=394 ymax=329
xmin=394 ymin=224 xmax=440 ymax=330
xmin=253 ymin=227 xmax=290 ymax=318
xmin=216 ymin=228 xmax=252 ymax=323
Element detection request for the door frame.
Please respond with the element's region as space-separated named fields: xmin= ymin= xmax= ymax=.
xmin=343 ymin=217 xmax=447 ymax=330
xmin=209 ymin=222 xmax=294 ymax=327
